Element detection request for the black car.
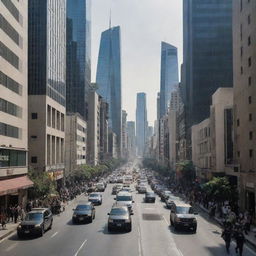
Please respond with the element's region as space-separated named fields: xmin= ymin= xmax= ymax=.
xmin=145 ymin=192 xmax=156 ymax=203
xmin=72 ymin=202 xmax=95 ymax=223
xmin=108 ymin=206 xmax=133 ymax=232
xmin=17 ymin=208 xmax=53 ymax=238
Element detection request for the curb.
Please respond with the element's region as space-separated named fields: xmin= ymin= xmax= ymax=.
xmin=0 ymin=227 xmax=17 ymax=241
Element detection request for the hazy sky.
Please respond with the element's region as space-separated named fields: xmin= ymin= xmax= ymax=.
xmin=91 ymin=0 xmax=183 ymax=126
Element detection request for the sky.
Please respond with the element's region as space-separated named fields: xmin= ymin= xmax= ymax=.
xmin=91 ymin=0 xmax=183 ymax=126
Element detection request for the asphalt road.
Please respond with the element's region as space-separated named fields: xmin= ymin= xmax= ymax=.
xmin=1 ymin=183 xmax=256 ymax=256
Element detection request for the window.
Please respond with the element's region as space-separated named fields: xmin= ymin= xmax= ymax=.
xmin=0 ymin=98 xmax=22 ymax=117
xmin=240 ymin=46 xmax=243 ymax=57
xmin=0 ymin=149 xmax=26 ymax=167
xmin=241 ymin=66 xmax=243 ymax=74
xmin=0 ymin=42 xmax=19 ymax=69
xmin=248 ymin=57 xmax=252 ymax=67
xmin=248 ymin=76 xmax=251 ymax=86
xmin=249 ymin=131 xmax=253 ymax=140
xmin=0 ymin=122 xmax=20 ymax=138
xmin=237 ymin=151 xmax=240 ymax=157
xmin=248 ymin=36 xmax=251 ymax=46
xmin=0 ymin=71 xmax=22 ymax=95
xmin=237 ymin=119 xmax=240 ymax=127
xmin=249 ymin=149 xmax=253 ymax=158
xmin=240 ymin=24 xmax=243 ymax=40
xmin=31 ymin=135 xmax=37 ymax=139
xmin=240 ymin=0 xmax=243 ymax=11
xmin=1 ymin=0 xmax=20 ymax=22
xmin=31 ymin=156 xmax=37 ymax=163
xmin=249 ymin=96 xmax=252 ymax=104
xmin=249 ymin=113 xmax=252 ymax=121
xmin=31 ymin=113 xmax=38 ymax=119
xmin=248 ymin=15 xmax=251 ymax=24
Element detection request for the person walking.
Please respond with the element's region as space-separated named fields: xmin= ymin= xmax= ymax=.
xmin=14 ymin=206 xmax=19 ymax=223
xmin=221 ymin=225 xmax=232 ymax=254
xmin=235 ymin=229 xmax=245 ymax=256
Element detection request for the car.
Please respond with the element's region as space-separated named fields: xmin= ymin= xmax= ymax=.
xmin=160 ymin=190 xmax=172 ymax=202
xmin=87 ymin=183 xmax=96 ymax=193
xmin=107 ymin=206 xmax=133 ymax=232
xmin=112 ymin=184 xmax=123 ymax=195
xmin=17 ymin=208 xmax=53 ymax=238
xmin=88 ymin=193 xmax=102 ymax=205
xmin=138 ymin=184 xmax=147 ymax=194
xmin=72 ymin=202 xmax=95 ymax=224
xmin=170 ymin=202 xmax=198 ymax=233
xmin=115 ymin=191 xmax=134 ymax=213
xmin=145 ymin=192 xmax=156 ymax=203
xmin=96 ymin=182 xmax=105 ymax=192
xmin=165 ymin=196 xmax=180 ymax=209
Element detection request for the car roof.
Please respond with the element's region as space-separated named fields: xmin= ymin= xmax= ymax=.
xmin=31 ymin=208 xmax=49 ymax=212
xmin=174 ymin=202 xmax=192 ymax=207
xmin=76 ymin=201 xmax=92 ymax=206
xmin=117 ymin=191 xmax=132 ymax=196
xmin=111 ymin=205 xmax=129 ymax=211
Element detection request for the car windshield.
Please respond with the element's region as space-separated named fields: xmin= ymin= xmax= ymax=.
xmin=90 ymin=194 xmax=99 ymax=197
xmin=116 ymin=196 xmax=132 ymax=201
xmin=110 ymin=208 xmax=128 ymax=215
xmin=25 ymin=213 xmax=43 ymax=221
xmin=76 ymin=205 xmax=91 ymax=210
xmin=146 ymin=193 xmax=154 ymax=196
xmin=176 ymin=206 xmax=194 ymax=214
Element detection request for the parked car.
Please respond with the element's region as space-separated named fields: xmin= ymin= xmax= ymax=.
xmin=160 ymin=190 xmax=172 ymax=202
xmin=145 ymin=192 xmax=156 ymax=203
xmin=88 ymin=193 xmax=102 ymax=205
xmin=170 ymin=202 xmax=198 ymax=233
xmin=72 ymin=202 xmax=95 ymax=224
xmin=107 ymin=206 xmax=133 ymax=232
xmin=165 ymin=196 xmax=180 ymax=209
xmin=17 ymin=208 xmax=53 ymax=238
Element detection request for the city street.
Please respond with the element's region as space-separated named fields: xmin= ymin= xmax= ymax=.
xmin=1 ymin=183 xmax=256 ymax=256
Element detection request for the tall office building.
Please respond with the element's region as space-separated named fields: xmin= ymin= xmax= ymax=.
xmin=233 ymin=1 xmax=256 ymax=213
xmin=157 ymin=92 xmax=160 ymax=120
xmin=96 ymin=26 xmax=122 ymax=155
xmin=136 ymin=93 xmax=147 ymax=156
xmin=28 ymin=0 xmax=66 ymax=183
xmin=183 ymin=0 xmax=233 ymax=126
xmin=160 ymin=42 xmax=179 ymax=117
xmin=66 ymin=0 xmax=91 ymax=120
xmin=0 ymin=0 xmax=33 ymax=208
xmin=127 ymin=121 xmax=136 ymax=159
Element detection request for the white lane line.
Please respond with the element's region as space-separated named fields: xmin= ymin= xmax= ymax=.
xmin=163 ymin=215 xmax=169 ymax=225
xmin=51 ymin=231 xmax=58 ymax=238
xmin=5 ymin=242 xmax=18 ymax=252
xmin=137 ymin=227 xmax=142 ymax=256
xmin=74 ymin=239 xmax=87 ymax=256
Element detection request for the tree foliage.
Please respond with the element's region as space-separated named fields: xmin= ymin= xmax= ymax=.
xmin=176 ymin=160 xmax=195 ymax=185
xmin=143 ymin=158 xmax=171 ymax=177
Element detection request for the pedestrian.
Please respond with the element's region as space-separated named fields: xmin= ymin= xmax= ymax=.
xmin=221 ymin=225 xmax=232 ymax=254
xmin=235 ymin=229 xmax=245 ymax=256
xmin=0 ymin=212 xmax=7 ymax=230
xmin=14 ymin=206 xmax=19 ymax=223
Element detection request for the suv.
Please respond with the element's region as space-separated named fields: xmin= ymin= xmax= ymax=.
xmin=115 ymin=191 xmax=134 ymax=213
xmin=145 ymin=192 xmax=156 ymax=203
xmin=170 ymin=203 xmax=198 ymax=233
xmin=72 ymin=202 xmax=95 ymax=223
xmin=107 ymin=206 xmax=133 ymax=232
xmin=17 ymin=208 xmax=53 ymax=238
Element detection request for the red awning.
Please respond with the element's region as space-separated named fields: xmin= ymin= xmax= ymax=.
xmin=0 ymin=176 xmax=34 ymax=196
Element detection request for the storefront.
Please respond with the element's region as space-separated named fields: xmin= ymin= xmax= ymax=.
xmin=48 ymin=169 xmax=64 ymax=190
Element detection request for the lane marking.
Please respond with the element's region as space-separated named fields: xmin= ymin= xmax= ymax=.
xmin=51 ymin=231 xmax=58 ymax=238
xmin=74 ymin=239 xmax=87 ymax=256
xmin=137 ymin=227 xmax=142 ymax=256
xmin=163 ymin=215 xmax=169 ymax=225
xmin=5 ymin=242 xmax=18 ymax=252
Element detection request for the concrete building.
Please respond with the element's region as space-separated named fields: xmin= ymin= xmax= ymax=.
xmin=28 ymin=0 xmax=66 ymax=185
xmin=121 ymin=110 xmax=128 ymax=159
xmin=87 ymin=90 xmax=101 ymax=166
xmin=192 ymin=118 xmax=212 ymax=182
xmin=65 ymin=113 xmax=87 ymax=177
xmin=233 ymin=0 xmax=256 ymax=214
xmin=136 ymin=93 xmax=148 ymax=157
xmin=66 ymin=0 xmax=91 ymax=120
xmin=160 ymin=42 xmax=179 ymax=118
xmin=99 ymin=100 xmax=109 ymax=162
xmin=108 ymin=130 xmax=118 ymax=159
xmin=0 ymin=0 xmax=33 ymax=208
xmin=127 ymin=121 xmax=136 ymax=160
xmin=168 ymin=109 xmax=177 ymax=170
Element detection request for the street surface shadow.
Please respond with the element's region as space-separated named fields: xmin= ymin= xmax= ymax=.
xmin=66 ymin=219 xmax=91 ymax=226
xmin=8 ymin=233 xmax=39 ymax=241
xmin=204 ymin=246 xmax=226 ymax=255
xmin=168 ymin=225 xmax=196 ymax=236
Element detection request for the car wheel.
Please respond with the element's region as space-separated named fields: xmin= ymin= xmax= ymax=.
xmin=89 ymin=216 xmax=93 ymax=223
xmin=93 ymin=213 xmax=96 ymax=219
xmin=127 ymin=224 xmax=132 ymax=232
xmin=192 ymin=228 xmax=197 ymax=233
xmin=40 ymin=226 xmax=44 ymax=237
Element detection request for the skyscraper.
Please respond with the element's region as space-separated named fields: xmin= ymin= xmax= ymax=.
xmin=127 ymin=121 xmax=136 ymax=159
xmin=183 ymin=0 xmax=233 ymax=126
xmin=66 ymin=0 xmax=91 ymax=120
xmin=96 ymin=26 xmax=122 ymax=155
xmin=136 ymin=93 xmax=147 ymax=156
xmin=160 ymin=42 xmax=179 ymax=117
xmin=28 ymin=0 xmax=66 ymax=183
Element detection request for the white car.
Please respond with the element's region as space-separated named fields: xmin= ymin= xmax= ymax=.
xmin=96 ymin=183 xmax=105 ymax=192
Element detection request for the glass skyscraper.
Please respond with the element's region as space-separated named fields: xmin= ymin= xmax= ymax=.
xmin=28 ymin=0 xmax=66 ymax=106
xmin=160 ymin=42 xmax=179 ymax=118
xmin=66 ymin=0 xmax=91 ymax=120
xmin=136 ymin=93 xmax=148 ymax=157
xmin=96 ymin=26 xmax=122 ymax=152
xmin=182 ymin=0 xmax=233 ymax=126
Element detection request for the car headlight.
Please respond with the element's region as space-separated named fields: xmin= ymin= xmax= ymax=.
xmin=35 ymin=224 xmax=41 ymax=228
xmin=17 ymin=224 xmax=22 ymax=229
xmin=175 ymin=217 xmax=181 ymax=222
xmin=108 ymin=219 xmax=114 ymax=223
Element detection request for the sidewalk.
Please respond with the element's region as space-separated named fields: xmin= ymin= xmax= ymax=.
xmin=197 ymin=203 xmax=256 ymax=249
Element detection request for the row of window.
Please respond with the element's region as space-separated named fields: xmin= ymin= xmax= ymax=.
xmin=0 ymin=13 xmax=20 ymax=46
xmin=0 ymin=71 xmax=22 ymax=95
xmin=0 ymin=41 xmax=19 ymax=69
xmin=1 ymin=0 xmax=20 ymax=23
xmin=0 ymin=149 xmax=26 ymax=167
xmin=240 ymin=0 xmax=251 ymax=11
xmin=237 ymin=149 xmax=254 ymax=158
xmin=0 ymin=122 xmax=20 ymax=139
xmin=0 ymin=98 xmax=22 ymax=117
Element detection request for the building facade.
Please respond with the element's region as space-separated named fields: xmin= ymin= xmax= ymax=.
xmin=136 ymin=93 xmax=147 ymax=157
xmin=65 ymin=113 xmax=87 ymax=177
xmin=127 ymin=121 xmax=136 ymax=160
xmin=0 ymin=0 xmax=33 ymax=208
xmin=96 ymin=26 xmax=122 ymax=155
xmin=66 ymin=0 xmax=91 ymax=120
xmin=121 ymin=110 xmax=128 ymax=159
xmin=160 ymin=42 xmax=179 ymax=118
xmin=28 ymin=0 xmax=66 ymax=184
xmin=233 ymin=0 xmax=256 ymax=214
